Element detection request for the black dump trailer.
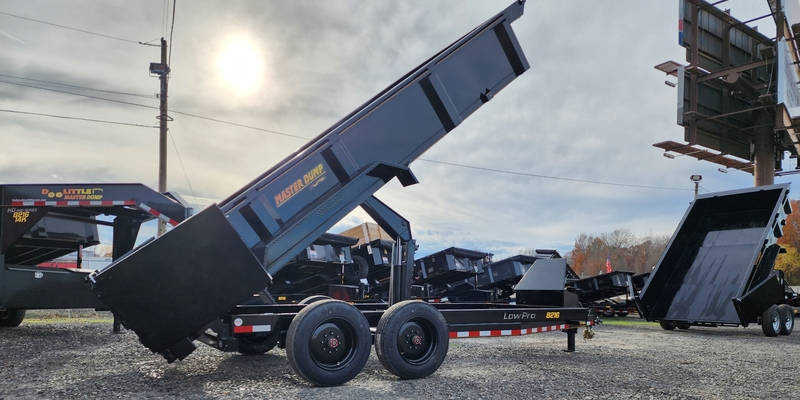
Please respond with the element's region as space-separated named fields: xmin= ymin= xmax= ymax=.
xmin=0 ymin=183 xmax=187 ymax=328
xmin=571 ymin=270 xmax=648 ymax=317
xmin=413 ymin=247 xmax=494 ymax=301
xmin=89 ymin=1 xmax=591 ymax=387
xmin=351 ymin=238 xmax=396 ymax=300
xmin=637 ymin=184 xmax=798 ymax=336
xmin=269 ymin=233 xmax=363 ymax=301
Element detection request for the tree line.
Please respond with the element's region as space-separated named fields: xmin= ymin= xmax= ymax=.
xmin=552 ymin=229 xmax=670 ymax=278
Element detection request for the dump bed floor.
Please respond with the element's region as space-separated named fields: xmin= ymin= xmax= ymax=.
xmin=664 ymin=228 xmax=763 ymax=323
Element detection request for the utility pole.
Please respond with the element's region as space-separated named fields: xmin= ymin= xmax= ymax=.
xmin=150 ymin=38 xmax=170 ymax=235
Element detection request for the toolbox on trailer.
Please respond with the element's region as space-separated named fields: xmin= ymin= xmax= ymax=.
xmin=90 ymin=2 xmax=591 ymax=387
xmin=637 ymin=184 xmax=798 ymax=335
xmin=515 ymin=258 xmax=579 ymax=307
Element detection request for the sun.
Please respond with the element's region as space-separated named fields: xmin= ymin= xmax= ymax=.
xmin=217 ymin=37 xmax=264 ymax=94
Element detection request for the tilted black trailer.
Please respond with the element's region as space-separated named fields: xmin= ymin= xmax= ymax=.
xmin=637 ymin=184 xmax=798 ymax=336
xmin=572 ymin=270 xmax=645 ymax=317
xmin=89 ymin=1 xmax=591 ymax=387
xmin=0 ymin=183 xmax=187 ymax=328
xmin=269 ymin=233 xmax=362 ymax=300
xmin=414 ymin=247 xmax=494 ymax=302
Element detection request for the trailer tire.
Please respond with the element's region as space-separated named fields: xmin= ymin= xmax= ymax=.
xmin=616 ymin=311 xmax=629 ymax=317
xmin=285 ymin=299 xmax=371 ymax=386
xmin=778 ymin=304 xmax=794 ymax=335
xmin=298 ymin=295 xmax=331 ymax=305
xmin=677 ymin=322 xmax=691 ymax=330
xmin=237 ymin=333 xmax=278 ymax=355
xmin=375 ymin=300 xmax=449 ymax=380
xmin=0 ymin=309 xmax=25 ymax=327
xmin=659 ymin=320 xmax=676 ymax=331
xmin=761 ymin=305 xmax=781 ymax=337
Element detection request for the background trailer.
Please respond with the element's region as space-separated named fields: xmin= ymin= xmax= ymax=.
xmin=0 ymin=183 xmax=188 ymax=328
xmin=637 ymin=184 xmax=800 ymax=336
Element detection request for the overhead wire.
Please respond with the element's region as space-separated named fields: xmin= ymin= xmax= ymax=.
xmin=2 ymin=74 xmax=694 ymax=192
xmin=0 ymin=73 xmax=153 ymax=98
xmin=0 ymin=108 xmax=158 ymax=128
xmin=168 ymin=0 xmax=176 ymax=65
xmin=168 ymin=130 xmax=195 ymax=197
xmin=417 ymin=159 xmax=694 ymax=191
xmin=0 ymin=10 xmax=145 ymax=45
xmin=0 ymin=79 xmax=157 ymax=110
xmin=0 ymin=78 xmax=310 ymax=139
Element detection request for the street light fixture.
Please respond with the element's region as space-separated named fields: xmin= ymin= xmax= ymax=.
xmin=690 ymin=175 xmax=702 ymax=199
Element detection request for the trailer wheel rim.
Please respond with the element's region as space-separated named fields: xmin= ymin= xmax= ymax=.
xmin=784 ymin=312 xmax=792 ymax=331
xmin=772 ymin=312 xmax=781 ymax=332
xmin=396 ymin=319 xmax=436 ymax=365
xmin=308 ymin=321 xmax=355 ymax=370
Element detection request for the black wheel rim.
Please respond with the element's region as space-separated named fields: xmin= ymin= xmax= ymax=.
xmin=309 ymin=320 xmax=356 ymax=371
xmin=396 ymin=319 xmax=436 ymax=365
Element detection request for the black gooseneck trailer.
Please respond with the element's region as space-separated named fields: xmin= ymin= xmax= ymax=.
xmin=637 ymin=184 xmax=799 ymax=336
xmin=0 ymin=183 xmax=187 ymax=328
xmin=89 ymin=1 xmax=592 ymax=387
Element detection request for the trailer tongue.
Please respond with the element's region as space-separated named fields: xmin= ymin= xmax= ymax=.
xmin=91 ymin=1 xmax=534 ymax=364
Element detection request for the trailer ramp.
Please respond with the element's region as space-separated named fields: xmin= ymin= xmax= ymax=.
xmin=91 ymin=1 xmax=530 ymax=361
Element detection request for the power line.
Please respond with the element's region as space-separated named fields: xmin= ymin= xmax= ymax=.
xmin=417 ymin=159 xmax=693 ymax=191
xmin=168 ymin=129 xmax=195 ymax=197
xmin=0 ymin=74 xmax=696 ymax=192
xmin=0 ymin=79 xmax=157 ymax=110
xmin=0 ymin=10 xmax=144 ymax=45
xmin=168 ymin=110 xmax=310 ymax=140
xmin=0 ymin=108 xmax=157 ymax=128
xmin=0 ymin=73 xmax=153 ymax=98
xmin=0 ymin=78 xmax=310 ymax=139
xmin=168 ymin=0 xmax=176 ymax=65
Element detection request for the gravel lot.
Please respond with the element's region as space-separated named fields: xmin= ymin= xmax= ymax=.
xmin=1 ymin=317 xmax=798 ymax=399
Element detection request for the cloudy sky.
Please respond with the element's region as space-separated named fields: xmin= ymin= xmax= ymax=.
xmin=0 ymin=0 xmax=791 ymax=258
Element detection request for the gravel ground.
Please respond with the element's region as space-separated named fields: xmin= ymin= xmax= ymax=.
xmin=1 ymin=318 xmax=798 ymax=399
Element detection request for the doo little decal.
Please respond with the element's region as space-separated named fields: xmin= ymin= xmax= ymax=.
xmin=41 ymin=187 xmax=104 ymax=201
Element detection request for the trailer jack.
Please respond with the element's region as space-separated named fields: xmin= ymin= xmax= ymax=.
xmin=583 ymin=325 xmax=595 ymax=340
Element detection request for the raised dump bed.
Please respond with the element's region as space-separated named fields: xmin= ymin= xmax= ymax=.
xmin=637 ymin=184 xmax=797 ymax=336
